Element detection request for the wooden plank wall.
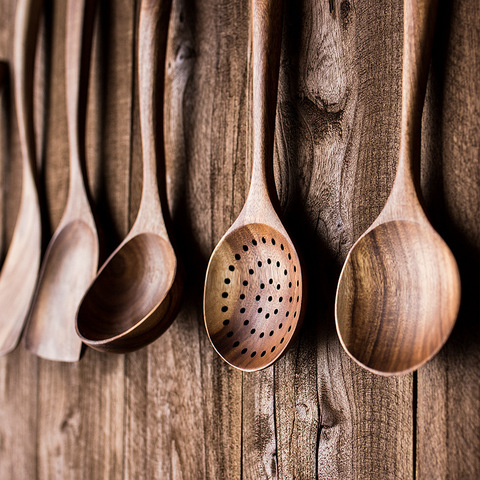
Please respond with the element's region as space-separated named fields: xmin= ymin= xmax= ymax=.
xmin=0 ymin=0 xmax=479 ymax=478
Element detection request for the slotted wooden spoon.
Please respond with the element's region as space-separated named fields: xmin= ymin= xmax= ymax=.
xmin=23 ymin=0 xmax=98 ymax=362
xmin=76 ymin=0 xmax=182 ymax=353
xmin=0 ymin=0 xmax=43 ymax=356
xmin=335 ymin=0 xmax=461 ymax=376
xmin=203 ymin=0 xmax=305 ymax=372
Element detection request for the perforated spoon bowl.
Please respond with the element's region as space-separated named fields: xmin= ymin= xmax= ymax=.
xmin=335 ymin=0 xmax=461 ymax=376
xmin=76 ymin=0 xmax=181 ymax=353
xmin=203 ymin=0 xmax=304 ymax=372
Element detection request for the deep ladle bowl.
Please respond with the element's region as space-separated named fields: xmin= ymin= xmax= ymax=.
xmin=76 ymin=234 xmax=179 ymax=352
xmin=75 ymin=0 xmax=181 ymax=353
xmin=335 ymin=0 xmax=461 ymax=375
xmin=336 ymin=220 xmax=460 ymax=374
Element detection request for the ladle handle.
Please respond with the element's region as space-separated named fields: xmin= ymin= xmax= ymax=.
xmin=65 ymin=0 xmax=96 ymax=205
xmin=393 ymin=0 xmax=438 ymax=205
xmin=136 ymin=0 xmax=172 ymax=234
xmin=13 ymin=0 xmax=43 ymax=176
xmin=247 ymin=0 xmax=283 ymax=207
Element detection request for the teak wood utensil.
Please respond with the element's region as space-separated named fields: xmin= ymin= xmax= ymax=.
xmin=23 ymin=0 xmax=99 ymax=361
xmin=0 ymin=0 xmax=43 ymax=356
xmin=76 ymin=0 xmax=181 ymax=353
xmin=203 ymin=0 xmax=304 ymax=372
xmin=335 ymin=0 xmax=461 ymax=376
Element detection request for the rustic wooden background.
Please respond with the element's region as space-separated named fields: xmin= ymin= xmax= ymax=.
xmin=0 ymin=0 xmax=479 ymax=478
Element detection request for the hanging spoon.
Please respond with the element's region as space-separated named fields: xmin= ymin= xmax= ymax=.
xmin=335 ymin=0 xmax=461 ymax=375
xmin=23 ymin=0 xmax=99 ymax=362
xmin=203 ymin=0 xmax=305 ymax=372
xmin=76 ymin=0 xmax=181 ymax=353
xmin=0 ymin=0 xmax=43 ymax=356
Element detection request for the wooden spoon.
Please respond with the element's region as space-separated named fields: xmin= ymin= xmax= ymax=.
xmin=23 ymin=0 xmax=99 ymax=362
xmin=335 ymin=0 xmax=461 ymax=376
xmin=203 ymin=0 xmax=304 ymax=372
xmin=75 ymin=0 xmax=181 ymax=354
xmin=0 ymin=0 xmax=43 ymax=356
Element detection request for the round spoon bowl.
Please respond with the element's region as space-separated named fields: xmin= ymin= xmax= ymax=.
xmin=204 ymin=223 xmax=303 ymax=371
xmin=76 ymin=232 xmax=178 ymax=353
xmin=335 ymin=220 xmax=461 ymax=375
xmin=25 ymin=220 xmax=97 ymax=360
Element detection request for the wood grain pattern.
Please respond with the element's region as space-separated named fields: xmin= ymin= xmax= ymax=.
xmin=335 ymin=0 xmax=461 ymax=375
xmin=0 ymin=0 xmax=479 ymax=478
xmin=417 ymin=0 xmax=480 ymax=477
xmin=0 ymin=0 xmax=43 ymax=355
xmin=76 ymin=0 xmax=182 ymax=354
xmin=203 ymin=0 xmax=305 ymax=372
xmin=35 ymin=0 xmax=132 ymax=478
xmin=23 ymin=0 xmax=99 ymax=362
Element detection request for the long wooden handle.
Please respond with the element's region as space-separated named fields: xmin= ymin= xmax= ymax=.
xmin=381 ymin=0 xmax=438 ymax=218
xmin=65 ymin=0 xmax=96 ymax=194
xmin=249 ymin=0 xmax=283 ymax=202
xmin=13 ymin=0 xmax=43 ymax=173
xmin=137 ymin=0 xmax=172 ymax=221
xmin=398 ymin=0 xmax=438 ymax=182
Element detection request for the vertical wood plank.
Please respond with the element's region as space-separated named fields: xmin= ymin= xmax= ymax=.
xmin=0 ymin=348 xmax=38 ymax=479
xmin=0 ymin=1 xmax=38 ymax=478
xmin=36 ymin=0 xmax=135 ymax=478
xmin=274 ymin=1 xmax=414 ymax=478
xmin=177 ymin=0 xmax=248 ymax=478
xmin=417 ymin=0 xmax=480 ymax=478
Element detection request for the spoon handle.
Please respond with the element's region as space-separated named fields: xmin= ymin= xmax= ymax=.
xmin=389 ymin=0 xmax=438 ymax=211
xmin=64 ymin=0 xmax=97 ymax=214
xmin=246 ymin=0 xmax=283 ymax=209
xmin=13 ymin=0 xmax=43 ymax=177
xmin=134 ymin=0 xmax=172 ymax=235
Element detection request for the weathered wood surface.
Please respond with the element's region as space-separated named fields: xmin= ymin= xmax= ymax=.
xmin=0 ymin=0 xmax=478 ymax=478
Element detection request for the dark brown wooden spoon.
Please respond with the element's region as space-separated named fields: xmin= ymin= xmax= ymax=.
xmin=335 ymin=0 xmax=461 ymax=376
xmin=75 ymin=0 xmax=181 ymax=353
xmin=23 ymin=0 xmax=98 ymax=362
xmin=203 ymin=0 xmax=305 ymax=372
xmin=0 ymin=0 xmax=42 ymax=356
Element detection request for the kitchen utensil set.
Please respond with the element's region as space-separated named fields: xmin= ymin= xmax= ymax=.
xmin=0 ymin=0 xmax=461 ymax=375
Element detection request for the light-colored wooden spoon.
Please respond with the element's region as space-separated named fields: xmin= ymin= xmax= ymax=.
xmin=203 ymin=0 xmax=305 ymax=372
xmin=0 ymin=0 xmax=43 ymax=356
xmin=75 ymin=0 xmax=181 ymax=354
xmin=23 ymin=0 xmax=99 ymax=362
xmin=335 ymin=0 xmax=461 ymax=376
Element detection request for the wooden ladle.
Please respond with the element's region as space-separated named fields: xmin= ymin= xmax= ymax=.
xmin=0 ymin=0 xmax=43 ymax=356
xmin=23 ymin=0 xmax=99 ymax=362
xmin=75 ymin=0 xmax=181 ymax=353
xmin=335 ymin=0 xmax=461 ymax=376
xmin=203 ymin=0 xmax=304 ymax=372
